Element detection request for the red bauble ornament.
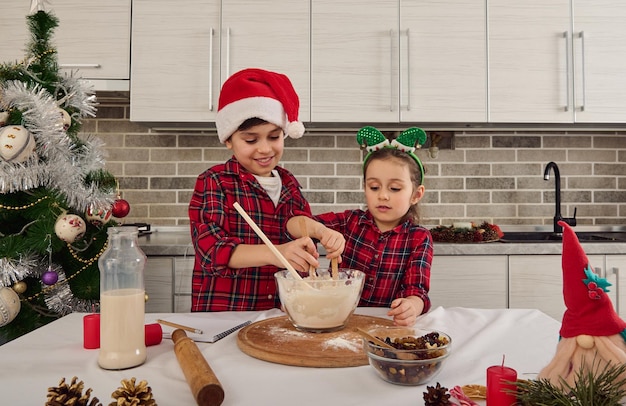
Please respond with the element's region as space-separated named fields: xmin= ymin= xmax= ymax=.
xmin=111 ymin=198 xmax=131 ymax=218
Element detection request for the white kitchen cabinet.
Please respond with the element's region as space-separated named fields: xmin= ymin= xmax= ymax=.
xmin=2 ymin=1 xmax=131 ymax=90
xmin=174 ymin=257 xmax=194 ymax=313
xmin=144 ymin=257 xmax=175 ymax=313
xmin=570 ymin=2 xmax=626 ymax=122
xmin=609 ymin=255 xmax=626 ymax=320
xmin=429 ymin=255 xmax=507 ymax=309
xmin=399 ymin=0 xmax=487 ymax=123
xmin=130 ymin=0 xmax=310 ymax=123
xmin=508 ymin=254 xmax=607 ymax=321
xmin=311 ymin=0 xmax=487 ymax=123
xmin=311 ymin=0 xmax=399 ymax=122
xmin=489 ymin=0 xmax=626 ymax=123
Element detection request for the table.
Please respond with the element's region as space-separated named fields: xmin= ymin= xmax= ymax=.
xmin=0 ymin=306 xmax=560 ymax=405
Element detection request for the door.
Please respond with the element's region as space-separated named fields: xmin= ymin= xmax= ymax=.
xmin=430 ymin=255 xmax=508 ymax=309
xmin=220 ymin=0 xmax=310 ymax=122
xmin=311 ymin=0 xmax=399 ymax=122
xmin=400 ymin=0 xmax=487 ymax=123
xmin=2 ymin=1 xmax=131 ymax=82
xmin=608 ymin=255 xmax=626 ymax=319
xmin=571 ymin=1 xmax=626 ymax=123
xmin=509 ymin=254 xmax=605 ymax=321
xmin=130 ymin=0 xmax=221 ymax=122
xmin=489 ymin=1 xmax=574 ymax=123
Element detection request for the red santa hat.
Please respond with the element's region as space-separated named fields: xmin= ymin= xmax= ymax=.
xmin=216 ymin=68 xmax=305 ymax=143
xmin=559 ymin=220 xmax=626 ymax=338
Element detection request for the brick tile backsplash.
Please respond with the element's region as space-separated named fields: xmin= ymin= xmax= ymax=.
xmin=91 ymin=101 xmax=626 ymax=226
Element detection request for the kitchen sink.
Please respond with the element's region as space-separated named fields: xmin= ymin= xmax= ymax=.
xmin=499 ymin=231 xmax=626 ymax=243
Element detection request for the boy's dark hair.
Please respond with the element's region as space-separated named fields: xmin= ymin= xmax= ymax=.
xmin=363 ymin=147 xmax=424 ymax=224
xmin=237 ymin=117 xmax=270 ymax=131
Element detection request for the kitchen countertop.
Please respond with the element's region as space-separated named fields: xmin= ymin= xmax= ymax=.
xmin=137 ymin=226 xmax=626 ymax=257
xmin=137 ymin=226 xmax=194 ymax=256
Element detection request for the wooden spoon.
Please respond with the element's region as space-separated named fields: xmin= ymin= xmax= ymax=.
xmin=331 ymin=257 xmax=339 ymax=280
xmin=233 ymin=202 xmax=308 ymax=285
xmin=356 ymin=328 xmax=394 ymax=349
xmin=298 ymin=217 xmax=316 ymax=279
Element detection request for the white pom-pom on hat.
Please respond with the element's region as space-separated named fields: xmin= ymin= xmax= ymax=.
xmin=286 ymin=121 xmax=305 ymax=139
xmin=216 ymin=68 xmax=305 ymax=143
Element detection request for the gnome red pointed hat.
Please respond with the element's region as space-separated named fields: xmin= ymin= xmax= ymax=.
xmin=559 ymin=220 xmax=626 ymax=338
xmin=216 ymin=68 xmax=305 ymax=143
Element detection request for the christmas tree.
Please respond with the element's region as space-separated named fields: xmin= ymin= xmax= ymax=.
xmin=0 ymin=2 xmax=125 ymax=343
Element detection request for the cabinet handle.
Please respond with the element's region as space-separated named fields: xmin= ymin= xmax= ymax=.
xmin=563 ymin=31 xmax=570 ymax=112
xmin=405 ymin=29 xmax=411 ymax=112
xmin=595 ymin=266 xmax=603 ymax=278
xmin=226 ymin=27 xmax=231 ymax=78
xmin=209 ymin=27 xmax=214 ymax=112
xmin=59 ymin=64 xmax=101 ymax=69
xmin=578 ymin=31 xmax=586 ymax=112
xmin=390 ymin=29 xmax=394 ymax=112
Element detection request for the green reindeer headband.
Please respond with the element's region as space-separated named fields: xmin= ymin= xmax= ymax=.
xmin=356 ymin=126 xmax=427 ymax=182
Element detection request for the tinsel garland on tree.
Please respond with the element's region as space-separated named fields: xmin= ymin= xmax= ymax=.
xmin=0 ymin=4 xmax=119 ymax=343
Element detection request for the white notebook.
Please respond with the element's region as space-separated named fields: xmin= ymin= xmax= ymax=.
xmin=159 ymin=315 xmax=252 ymax=343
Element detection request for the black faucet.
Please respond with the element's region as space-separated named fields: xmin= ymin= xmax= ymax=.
xmin=543 ymin=162 xmax=576 ymax=234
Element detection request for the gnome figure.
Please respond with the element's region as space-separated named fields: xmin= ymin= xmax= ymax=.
xmin=538 ymin=221 xmax=626 ymax=388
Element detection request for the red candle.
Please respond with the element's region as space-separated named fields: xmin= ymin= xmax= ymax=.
xmin=486 ymin=360 xmax=518 ymax=405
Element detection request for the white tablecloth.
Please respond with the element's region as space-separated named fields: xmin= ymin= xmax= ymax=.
xmin=0 ymin=306 xmax=560 ymax=405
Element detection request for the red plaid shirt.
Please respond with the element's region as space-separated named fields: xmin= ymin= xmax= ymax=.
xmin=314 ymin=210 xmax=432 ymax=313
xmin=189 ymin=157 xmax=311 ymax=311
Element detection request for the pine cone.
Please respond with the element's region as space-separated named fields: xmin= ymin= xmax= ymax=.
xmin=109 ymin=377 xmax=157 ymax=406
xmin=423 ymin=382 xmax=452 ymax=406
xmin=46 ymin=376 xmax=102 ymax=406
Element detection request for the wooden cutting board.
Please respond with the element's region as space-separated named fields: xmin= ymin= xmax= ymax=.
xmin=236 ymin=314 xmax=394 ymax=368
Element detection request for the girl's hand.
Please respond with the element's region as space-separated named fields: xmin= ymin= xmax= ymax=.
xmin=387 ymin=296 xmax=425 ymax=326
xmin=316 ymin=225 xmax=345 ymax=260
xmin=277 ymin=237 xmax=319 ymax=273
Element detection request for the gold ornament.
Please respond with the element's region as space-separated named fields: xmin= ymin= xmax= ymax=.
xmin=12 ymin=281 xmax=27 ymax=294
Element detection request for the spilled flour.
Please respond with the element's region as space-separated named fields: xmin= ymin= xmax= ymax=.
xmin=266 ymin=325 xmax=308 ymax=342
xmin=322 ymin=335 xmax=360 ymax=352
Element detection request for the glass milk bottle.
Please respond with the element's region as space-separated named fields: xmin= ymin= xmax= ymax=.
xmin=97 ymin=226 xmax=147 ymax=369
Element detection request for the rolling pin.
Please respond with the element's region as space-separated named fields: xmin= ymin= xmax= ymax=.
xmin=172 ymin=329 xmax=225 ymax=406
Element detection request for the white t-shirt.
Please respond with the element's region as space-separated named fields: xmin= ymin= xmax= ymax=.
xmin=254 ymin=170 xmax=282 ymax=206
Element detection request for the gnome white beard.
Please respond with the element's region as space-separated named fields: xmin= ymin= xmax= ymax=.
xmin=538 ymin=334 xmax=626 ymax=389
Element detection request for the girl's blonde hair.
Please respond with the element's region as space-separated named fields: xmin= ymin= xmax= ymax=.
xmin=363 ymin=147 xmax=424 ymax=224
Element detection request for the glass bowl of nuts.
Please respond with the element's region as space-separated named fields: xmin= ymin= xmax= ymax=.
xmin=362 ymin=326 xmax=452 ymax=385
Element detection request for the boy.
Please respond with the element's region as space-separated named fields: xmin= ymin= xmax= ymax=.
xmin=189 ymin=68 xmax=343 ymax=311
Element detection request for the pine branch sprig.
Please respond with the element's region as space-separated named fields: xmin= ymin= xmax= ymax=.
xmin=515 ymin=357 xmax=626 ymax=406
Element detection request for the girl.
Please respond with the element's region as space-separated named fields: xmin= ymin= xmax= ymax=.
xmin=189 ymin=68 xmax=343 ymax=312
xmin=288 ymin=126 xmax=433 ymax=326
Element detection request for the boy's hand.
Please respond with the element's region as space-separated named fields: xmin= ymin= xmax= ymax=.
xmin=277 ymin=237 xmax=319 ymax=273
